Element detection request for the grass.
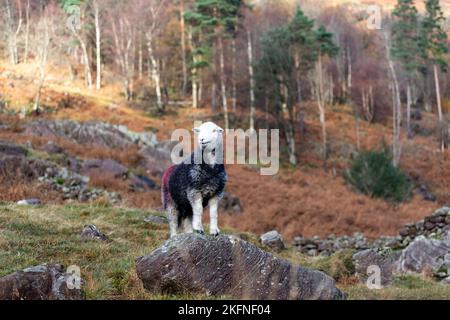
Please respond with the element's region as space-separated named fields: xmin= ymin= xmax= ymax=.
xmin=0 ymin=203 xmax=176 ymax=299
xmin=342 ymin=275 xmax=450 ymax=300
xmin=0 ymin=203 xmax=449 ymax=300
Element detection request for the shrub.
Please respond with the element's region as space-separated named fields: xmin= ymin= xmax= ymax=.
xmin=344 ymin=148 xmax=412 ymax=202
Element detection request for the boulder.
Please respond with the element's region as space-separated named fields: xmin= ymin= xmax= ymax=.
xmin=0 ymin=264 xmax=84 ymax=300
xmin=136 ymin=234 xmax=344 ymax=300
xmin=17 ymin=198 xmax=42 ymax=206
xmin=144 ymin=214 xmax=168 ymax=225
xmin=395 ymin=236 xmax=450 ymax=274
xmin=80 ymin=224 xmax=110 ymax=242
xmin=260 ymin=230 xmax=285 ymax=251
xmin=220 ymin=192 xmax=243 ymax=214
xmin=353 ymin=249 xmax=401 ymax=286
xmin=81 ymin=159 xmax=128 ymax=179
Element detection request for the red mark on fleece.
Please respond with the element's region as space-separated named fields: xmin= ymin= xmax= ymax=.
xmin=161 ymin=165 xmax=176 ymax=208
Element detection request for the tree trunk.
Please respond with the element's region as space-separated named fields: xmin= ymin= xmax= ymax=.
xmin=147 ymin=35 xmax=163 ymax=111
xmin=386 ymin=35 xmax=402 ymax=167
xmin=406 ymin=83 xmax=412 ymax=139
xmin=188 ymin=27 xmax=198 ymax=108
xmin=247 ymin=30 xmax=255 ymax=134
xmin=138 ymin=39 xmax=143 ymax=80
xmin=34 ymin=17 xmax=50 ymax=113
xmin=5 ymin=0 xmax=22 ymax=65
xmin=316 ymin=56 xmax=328 ymax=163
xmin=180 ymin=0 xmax=188 ymax=96
xmin=24 ymin=0 xmax=30 ymax=63
xmin=232 ymin=37 xmax=237 ymax=113
xmin=94 ymin=0 xmax=101 ymax=90
xmin=72 ymin=29 xmax=93 ymax=89
xmin=218 ymin=36 xmax=229 ymax=129
xmin=434 ymin=64 xmax=444 ymax=152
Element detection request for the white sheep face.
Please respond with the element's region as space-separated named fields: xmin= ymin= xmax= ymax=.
xmin=193 ymin=122 xmax=224 ymax=150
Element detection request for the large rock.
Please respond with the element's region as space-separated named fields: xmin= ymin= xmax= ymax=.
xmin=353 ymin=249 xmax=401 ymax=286
xmin=220 ymin=192 xmax=243 ymax=214
xmin=260 ymin=230 xmax=285 ymax=251
xmin=80 ymin=224 xmax=110 ymax=242
xmin=395 ymin=235 xmax=450 ymax=274
xmin=136 ymin=234 xmax=344 ymax=300
xmin=0 ymin=264 xmax=84 ymax=300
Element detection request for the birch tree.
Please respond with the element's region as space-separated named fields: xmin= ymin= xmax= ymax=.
xmin=419 ymin=0 xmax=448 ymax=151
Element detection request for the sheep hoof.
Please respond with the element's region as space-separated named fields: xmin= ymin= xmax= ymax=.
xmin=194 ymin=229 xmax=205 ymax=235
xmin=211 ymin=232 xmax=220 ymax=237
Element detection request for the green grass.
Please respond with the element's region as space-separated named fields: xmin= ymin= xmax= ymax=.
xmin=0 ymin=203 xmax=183 ymax=299
xmin=343 ymin=275 xmax=450 ymax=300
xmin=0 ymin=203 xmax=449 ymax=300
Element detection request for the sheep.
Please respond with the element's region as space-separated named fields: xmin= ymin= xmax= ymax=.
xmin=161 ymin=122 xmax=227 ymax=237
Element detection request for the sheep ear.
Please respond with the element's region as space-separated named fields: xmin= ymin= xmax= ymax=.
xmin=193 ymin=127 xmax=200 ymax=133
xmin=215 ymin=127 xmax=224 ymax=133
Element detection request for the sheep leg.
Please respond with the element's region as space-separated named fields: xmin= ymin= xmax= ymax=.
xmin=166 ymin=205 xmax=179 ymax=238
xmin=189 ymin=193 xmax=204 ymax=234
xmin=208 ymin=196 xmax=220 ymax=236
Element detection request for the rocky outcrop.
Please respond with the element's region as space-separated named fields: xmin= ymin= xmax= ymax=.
xmin=139 ymin=141 xmax=176 ymax=176
xmin=24 ymin=120 xmax=158 ymax=149
xmin=0 ymin=140 xmax=28 ymax=156
xmin=136 ymin=234 xmax=345 ymax=300
xmin=0 ymin=264 xmax=84 ymax=300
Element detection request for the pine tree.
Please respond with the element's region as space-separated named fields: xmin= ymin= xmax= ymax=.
xmin=419 ymin=0 xmax=448 ymax=151
xmin=185 ymin=0 xmax=243 ymax=129
xmin=288 ymin=7 xmax=317 ymax=106
xmin=391 ymin=0 xmax=421 ymax=138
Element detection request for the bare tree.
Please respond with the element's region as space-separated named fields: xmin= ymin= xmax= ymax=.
xmin=385 ymin=30 xmax=402 ymax=167
xmin=69 ymin=4 xmax=92 ymax=89
xmin=179 ymin=0 xmax=188 ymax=96
xmin=247 ymin=29 xmax=255 ymax=133
xmin=23 ymin=0 xmax=30 ymax=63
xmin=93 ymin=0 xmax=101 ymax=90
xmin=312 ymin=55 xmax=328 ymax=163
xmin=4 ymin=0 xmax=23 ymax=64
xmin=188 ymin=26 xmax=199 ymax=109
xmin=145 ymin=0 xmax=168 ymax=111
xmin=33 ymin=8 xmax=51 ymax=112
xmin=111 ymin=17 xmax=134 ymax=100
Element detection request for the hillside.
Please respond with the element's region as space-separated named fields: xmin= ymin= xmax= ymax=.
xmin=0 ymin=61 xmax=448 ymax=241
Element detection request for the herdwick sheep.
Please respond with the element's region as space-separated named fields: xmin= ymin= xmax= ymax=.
xmin=162 ymin=122 xmax=227 ymax=237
